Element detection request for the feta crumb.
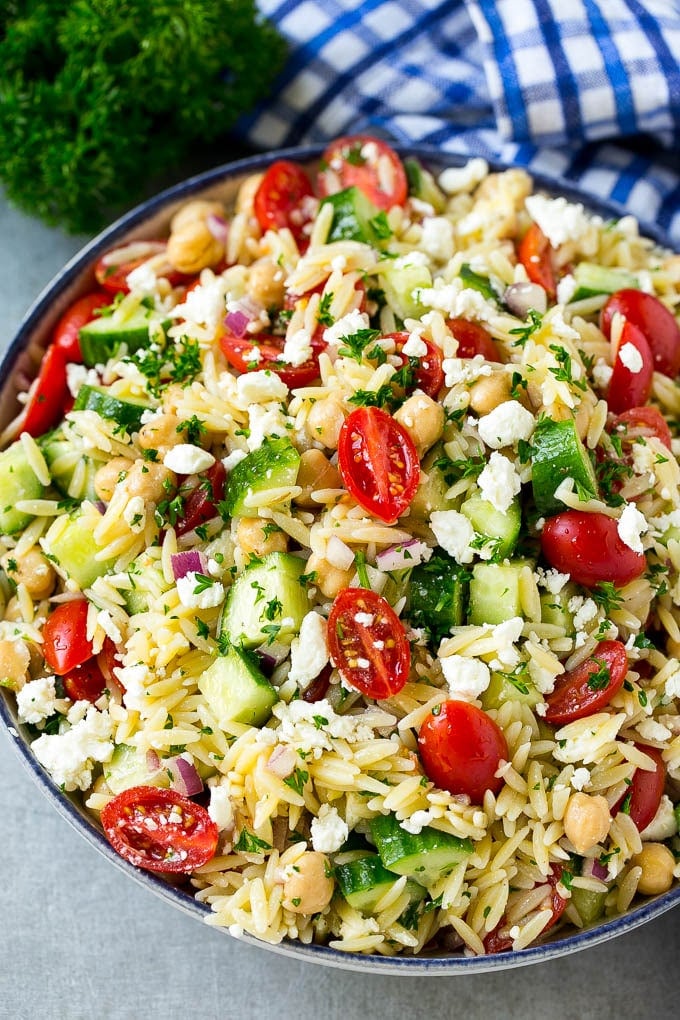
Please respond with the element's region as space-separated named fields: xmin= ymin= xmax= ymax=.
xmin=640 ymin=794 xmax=677 ymax=841
xmin=592 ymin=360 xmax=614 ymax=390
xmin=163 ymin=444 xmax=215 ymax=475
xmin=490 ymin=617 xmax=524 ymax=669
xmin=236 ymin=370 xmax=289 ymax=404
xmin=570 ymin=767 xmax=590 ymax=791
xmin=400 ymin=809 xmax=435 ymax=835
xmin=440 ymin=655 xmax=491 ymax=701
xmin=271 ymin=698 xmax=395 ymax=756
xmin=535 ymin=567 xmax=570 ymax=594
xmin=247 ymin=402 xmax=290 ymax=451
xmin=208 ymin=784 xmax=234 ymax=831
xmin=664 ymin=670 xmax=680 ymax=699
xmin=429 ymin=510 xmax=475 ymax=563
xmin=443 ymin=355 xmax=492 ymax=388
xmin=31 ymin=707 xmax=114 ymax=792
xmin=401 ymin=331 xmax=428 ymax=358
xmin=617 ymin=503 xmax=648 ymax=553
xmin=126 ymin=260 xmax=158 ymax=295
xmin=17 ymin=675 xmax=58 ymax=725
xmin=567 ymin=596 xmax=598 ymax=632
xmin=478 ymin=452 xmax=522 ymax=513
xmin=115 ymin=664 xmax=149 ymax=712
xmin=420 ymin=217 xmax=455 ymax=262
xmin=556 ymin=274 xmax=577 ymax=305
xmin=323 ymin=309 xmax=370 ymax=346
xmin=281 ymin=328 xmax=313 ymax=367
xmin=222 ymin=448 xmax=248 ymax=472
xmin=477 ymin=400 xmax=535 ymax=449
xmin=176 ymin=571 xmax=225 ymax=610
xmin=172 ymin=273 xmax=228 ymax=331
xmin=525 ymin=194 xmax=598 ymax=252
xmin=66 ymin=363 xmax=100 ymax=399
xmin=618 ymin=342 xmax=644 ymax=374
xmin=310 ymin=803 xmax=348 ymax=853
xmin=288 ymin=611 xmax=329 ymax=689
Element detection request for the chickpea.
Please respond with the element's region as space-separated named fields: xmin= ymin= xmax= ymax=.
xmin=167 ymin=219 xmax=224 ymax=274
xmin=93 ymin=457 xmax=134 ymax=502
xmin=294 ymin=450 xmax=342 ymax=508
xmin=468 ymin=373 xmax=513 ymax=415
xmin=306 ymin=552 xmax=354 ymax=599
xmin=247 ymin=260 xmax=286 ymax=309
xmin=235 ymin=173 xmax=264 ymax=216
xmin=121 ymin=461 xmax=176 ymax=503
xmin=282 ymin=851 xmax=334 ymax=915
xmin=305 ymin=396 xmax=346 ymax=450
xmin=2 ymin=548 xmax=55 ymax=599
xmin=235 ymin=517 xmax=288 ymax=557
xmin=0 ymin=638 xmax=31 ymax=691
xmin=632 ymin=842 xmax=676 ymax=896
xmin=393 ymin=392 xmax=445 ymax=458
xmin=563 ymin=792 xmax=611 ymax=854
xmin=137 ymin=413 xmax=183 ymax=456
xmin=170 ymin=199 xmax=225 ymax=234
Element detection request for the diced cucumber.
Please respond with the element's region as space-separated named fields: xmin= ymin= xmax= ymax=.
xmin=221 ymin=436 xmax=300 ymax=519
xmin=73 ymin=384 xmax=151 ymax=432
xmin=199 ymin=642 xmax=278 ymax=727
xmin=570 ymin=885 xmax=607 ymax=926
xmin=219 ymin=551 xmax=310 ymax=647
xmin=41 ymin=427 xmax=103 ymax=501
xmin=320 ymin=186 xmax=387 ymax=246
xmin=468 ymin=560 xmax=530 ymax=626
xmin=104 ymin=743 xmax=170 ymax=796
xmin=531 ymin=417 xmax=598 ymax=517
xmin=0 ymin=440 xmax=45 ymax=535
xmin=482 ymin=666 xmax=541 ymax=710
xmin=460 ymin=490 xmax=522 ymax=558
xmin=370 ymin=813 xmax=473 ymax=885
xmin=459 ymin=263 xmax=498 ymax=303
xmin=335 ymin=854 xmax=426 ymax=913
xmin=409 ymin=445 xmax=458 ymax=520
xmin=404 ymin=158 xmax=446 ymax=214
xmin=379 ymin=257 xmax=432 ymax=322
xmin=539 ymin=584 xmax=576 ymax=631
xmin=407 ymin=552 xmax=468 ymax=642
xmin=570 ymin=263 xmax=638 ymax=302
xmin=43 ymin=510 xmax=117 ymax=589
xmin=78 ymin=305 xmax=170 ymax=366
xmin=123 ymin=552 xmax=172 ymax=615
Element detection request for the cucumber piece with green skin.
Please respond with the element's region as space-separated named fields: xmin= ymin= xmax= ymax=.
xmin=407 ymin=552 xmax=468 ymax=643
xmin=40 ymin=428 xmax=102 ymax=501
xmin=320 ymin=186 xmax=388 ymax=246
xmin=43 ymin=511 xmax=117 ymax=589
xmin=220 ymin=551 xmax=310 ymax=648
xmin=539 ymin=584 xmax=576 ymax=631
xmin=335 ymin=854 xmax=426 ymax=913
xmin=404 ymin=158 xmax=446 ymax=214
xmin=570 ymin=885 xmax=607 ymax=926
xmin=379 ymin=256 xmax=432 ymax=322
xmin=531 ymin=417 xmax=598 ymax=517
xmin=78 ymin=306 xmax=170 ymax=366
xmin=199 ymin=642 xmax=278 ymax=727
xmin=221 ymin=436 xmax=300 ymax=519
xmin=409 ymin=445 xmax=458 ymax=520
xmin=370 ymin=813 xmax=473 ymax=885
xmin=482 ymin=666 xmax=541 ymax=710
xmin=0 ymin=440 xmax=45 ymax=535
xmin=468 ymin=560 xmax=532 ymax=626
xmin=570 ymin=262 xmax=638 ymax=302
xmin=73 ymin=384 xmax=151 ymax=432
xmin=459 ymin=263 xmax=498 ymax=302
xmin=104 ymin=743 xmax=170 ymax=796
xmin=460 ymin=490 xmax=521 ymax=558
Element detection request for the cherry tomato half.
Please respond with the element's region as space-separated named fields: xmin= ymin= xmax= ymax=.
xmin=447 ymin=318 xmax=502 ymax=362
xmin=484 ymin=866 xmax=568 ymax=954
xmin=327 ymin=587 xmax=410 ymax=701
xmin=337 ymin=406 xmax=420 ymax=524
xmin=175 ymin=461 xmax=227 ymax=538
xmin=544 ymin=640 xmax=628 ymax=726
xmin=219 ymin=331 xmax=323 ymax=389
xmin=42 ymin=600 xmax=93 ymax=676
xmin=541 ymin=511 xmax=647 ymax=588
xmin=418 ymin=700 xmax=508 ymax=804
xmin=517 ymin=223 xmax=556 ymax=299
xmin=607 ymin=320 xmax=654 ymax=415
xmin=94 ymin=240 xmax=184 ymax=295
xmin=53 ymin=290 xmax=110 ymax=362
xmin=601 ymin=289 xmax=680 ymax=378
xmin=254 ymin=160 xmax=315 ymax=247
xmin=389 ymin=331 xmax=445 ymax=398
xmin=318 ymin=134 xmax=408 ymax=211
xmin=101 ymin=786 xmax=219 ymax=873
xmin=613 ymin=745 xmax=666 ymax=833
xmin=610 ymin=406 xmax=672 ymax=452
xmin=62 ymin=658 xmax=107 ymax=704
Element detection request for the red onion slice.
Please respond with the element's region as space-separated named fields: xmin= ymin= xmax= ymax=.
xmin=375 ymin=539 xmax=432 ymax=572
xmin=171 ymin=549 xmax=208 ymax=581
xmin=504 ymin=281 xmax=548 ymax=318
xmin=146 ymin=749 xmax=161 ymax=772
xmin=224 ymin=295 xmax=264 ymax=338
xmin=166 ymin=755 xmax=204 ymax=797
xmin=582 ymin=857 xmax=609 ymax=881
xmin=206 ymin=213 xmax=229 ymax=243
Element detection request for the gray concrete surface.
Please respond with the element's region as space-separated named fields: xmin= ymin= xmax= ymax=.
xmin=1 ymin=195 xmax=678 ymax=1020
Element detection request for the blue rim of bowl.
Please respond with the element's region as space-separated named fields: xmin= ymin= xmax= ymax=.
xmin=1 ymin=144 xmax=678 ymax=974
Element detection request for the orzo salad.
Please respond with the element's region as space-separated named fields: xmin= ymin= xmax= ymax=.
xmin=3 ymin=135 xmax=680 ymax=958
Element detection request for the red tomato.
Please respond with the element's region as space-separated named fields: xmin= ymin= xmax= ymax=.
xmin=541 ymin=511 xmax=647 ymax=588
xmin=610 ymin=406 xmax=672 ymax=452
xmin=219 ymin=332 xmax=322 ymax=389
xmin=318 ymin=134 xmax=408 ymax=210
xmin=607 ymin=320 xmax=654 ymax=414
xmin=101 ymin=786 xmax=219 ymax=873
xmin=52 ymin=290 xmax=110 ymax=362
xmin=254 ymin=160 xmax=315 ymax=247
xmin=22 ymin=343 xmax=70 ymax=438
xmin=97 ymin=637 xmax=124 ymax=692
xmin=601 ymin=289 xmax=680 ymax=378
xmin=544 ymin=640 xmax=628 ymax=726
xmin=418 ymin=700 xmax=508 ymax=804
xmin=175 ymin=461 xmax=227 ymax=538
xmin=327 ymin=587 xmax=410 ymax=700
xmin=62 ymin=658 xmax=107 ymax=704
xmin=42 ymin=600 xmax=93 ymax=676
xmin=447 ymin=318 xmax=502 ymax=362
xmin=517 ymin=223 xmax=556 ymax=299
xmin=337 ymin=406 xmax=420 ymax=525
xmin=483 ymin=866 xmax=568 ymax=954
xmin=389 ymin=331 xmax=445 ymax=398
xmin=614 ymin=745 xmax=666 ymax=833
xmin=94 ymin=240 xmax=184 ymax=295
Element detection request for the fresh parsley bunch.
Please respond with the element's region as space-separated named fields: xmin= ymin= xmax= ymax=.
xmin=0 ymin=1 xmax=286 ymax=232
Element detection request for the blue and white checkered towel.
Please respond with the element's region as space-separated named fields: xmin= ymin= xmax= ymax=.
xmin=237 ymin=0 xmax=680 ymax=245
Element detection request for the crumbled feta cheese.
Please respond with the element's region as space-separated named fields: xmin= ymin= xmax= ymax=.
xmin=172 ymin=273 xmax=228 ymax=331
xmin=592 ymin=360 xmax=613 ymax=390
xmin=429 ymin=510 xmax=475 ymax=563
xmin=236 ymin=370 xmax=289 ymax=404
xmin=222 ymin=448 xmax=248 ymax=471
xmin=31 ymin=707 xmax=114 ymax=792
xmin=478 ymin=452 xmax=522 ymax=513
xmin=440 ymin=655 xmax=491 ymax=702
xmin=618 ymin=342 xmax=644 ymax=374
xmin=636 ymin=719 xmax=672 ymax=742
xmin=418 ymin=280 xmax=491 ymax=322
xmin=640 ymin=794 xmax=677 ymax=841
xmin=535 ymin=567 xmax=570 ymax=594
xmin=271 ymin=698 xmax=395 ymax=756
xmin=664 ymin=669 xmax=680 ymax=700
xmin=401 ymin=331 xmax=428 ymax=358
xmin=163 ymin=444 xmax=215 ymax=475
xmin=176 ymin=571 xmax=225 ymax=610
xmin=477 ymin=400 xmax=535 ymax=449
xmin=442 ymin=355 xmax=492 ymax=388
xmin=310 ymin=803 xmax=349 ymax=853
xmin=17 ymin=675 xmax=58 ymax=725
xmin=66 ymin=363 xmax=100 ymax=398
xmin=208 ymin=784 xmax=234 ymax=831
xmin=438 ymin=158 xmax=488 ymax=195
xmin=490 ymin=617 xmax=524 ymax=669
xmin=96 ymin=608 xmax=123 ymax=645
xmin=525 ymin=194 xmax=598 ymax=252
xmin=400 ymin=809 xmax=435 ymax=835
xmin=567 ymin=596 xmax=599 ymax=632
xmin=247 ymin=402 xmax=290 ymax=451
xmin=323 ymin=309 xmax=370 ymax=346
xmin=631 ymin=442 xmax=656 ymax=478
xmin=126 ymin=260 xmax=158 ymax=295
xmin=556 ymin=274 xmax=577 ymax=305
xmin=545 ymin=308 xmax=581 ymax=344
xmin=281 ymin=328 xmax=313 ymax=367
xmin=570 ymin=767 xmax=590 ymax=791
xmin=553 ymin=712 xmax=626 ymax=764
xmin=420 ymin=217 xmax=455 ymax=262
xmin=115 ymin=664 xmax=149 ymax=712
xmin=288 ymin=612 xmax=329 ymax=689
xmin=617 ymin=503 xmax=648 ymax=553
